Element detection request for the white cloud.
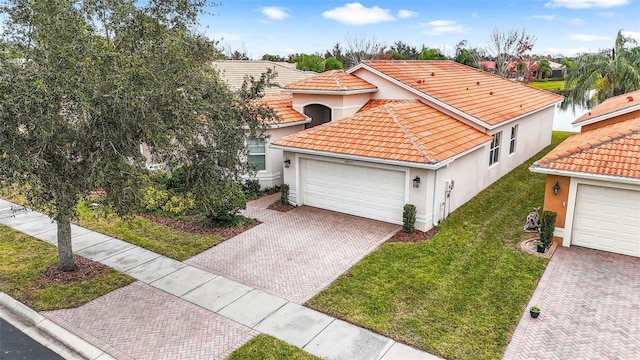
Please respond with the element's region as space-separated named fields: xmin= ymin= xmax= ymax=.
xmin=568 ymin=18 xmax=584 ymax=24
xmin=569 ymin=33 xmax=610 ymax=41
xmin=544 ymin=47 xmax=591 ymax=56
xmin=532 ymin=14 xmax=557 ymax=21
xmin=622 ymin=31 xmax=640 ymax=40
xmin=261 ymin=6 xmax=289 ymax=20
xmin=421 ymin=20 xmax=469 ymax=35
xmin=471 ymin=12 xmax=478 ymax=18
xmin=545 ymin=0 xmax=629 ymax=9
xmin=597 ymin=11 xmax=616 ymax=18
xmin=398 ymin=9 xmax=418 ymax=19
xmin=322 ymin=3 xmax=395 ymax=25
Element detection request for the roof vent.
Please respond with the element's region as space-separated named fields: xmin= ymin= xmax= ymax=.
xmin=476 ymin=81 xmax=480 ymax=85
xmin=417 ymin=79 xmax=423 ymax=84
xmin=431 ymin=72 xmax=435 ymax=76
xmin=588 ymin=112 xmax=591 ymax=116
xmin=466 ymin=87 xmax=469 ymax=90
xmin=628 ymin=96 xmax=634 ymax=102
xmin=489 ymin=91 xmax=494 ymax=95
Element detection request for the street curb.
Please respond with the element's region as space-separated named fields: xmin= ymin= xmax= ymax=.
xmin=0 ymin=292 xmax=115 ymax=360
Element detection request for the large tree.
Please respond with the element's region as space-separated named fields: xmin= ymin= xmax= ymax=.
xmin=485 ymin=28 xmax=536 ymax=77
xmin=0 ymin=0 xmax=271 ymax=271
xmin=566 ymin=30 xmax=640 ymax=106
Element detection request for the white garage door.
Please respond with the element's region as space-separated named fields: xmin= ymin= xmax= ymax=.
xmin=301 ymin=158 xmax=406 ymax=224
xmin=572 ymin=185 xmax=640 ymax=257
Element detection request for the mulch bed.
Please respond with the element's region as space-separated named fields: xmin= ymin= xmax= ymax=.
xmin=387 ymin=228 xmax=438 ymax=243
xmin=267 ymin=202 xmax=296 ymax=212
xmin=39 ymin=256 xmax=108 ymax=284
xmin=139 ymin=213 xmax=260 ymax=239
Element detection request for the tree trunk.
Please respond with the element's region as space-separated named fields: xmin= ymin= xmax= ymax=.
xmin=57 ymin=215 xmax=76 ymax=271
xmin=607 ymin=82 xmax=615 ymax=99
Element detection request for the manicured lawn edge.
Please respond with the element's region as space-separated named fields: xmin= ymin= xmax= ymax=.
xmin=226 ymin=334 xmax=321 ymax=360
xmin=0 ymin=226 xmax=134 ymax=311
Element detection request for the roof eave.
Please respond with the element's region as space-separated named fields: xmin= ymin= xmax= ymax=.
xmin=266 ymin=117 xmax=312 ymax=129
xmin=572 ymin=105 xmax=640 ymax=127
xmin=270 ymin=144 xmax=446 ymax=170
xmin=529 ymin=164 xmax=640 ymax=186
xmin=283 ymin=88 xmax=378 ymax=95
xmin=485 ymin=100 xmax=563 ymax=130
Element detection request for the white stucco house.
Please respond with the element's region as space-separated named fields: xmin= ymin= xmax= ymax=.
xmin=265 ymin=60 xmax=563 ymax=231
xmin=530 ymin=89 xmax=640 ymax=257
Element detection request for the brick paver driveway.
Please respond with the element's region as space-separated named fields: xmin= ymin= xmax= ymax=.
xmin=186 ymin=194 xmax=400 ymax=304
xmin=504 ymin=246 xmax=640 ymax=359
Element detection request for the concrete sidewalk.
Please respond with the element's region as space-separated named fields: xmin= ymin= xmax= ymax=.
xmin=0 ymin=199 xmax=442 ymax=360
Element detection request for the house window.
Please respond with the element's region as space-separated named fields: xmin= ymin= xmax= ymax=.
xmin=489 ymin=131 xmax=502 ymax=166
xmin=247 ymin=139 xmax=266 ymax=171
xmin=509 ymin=125 xmax=518 ymax=154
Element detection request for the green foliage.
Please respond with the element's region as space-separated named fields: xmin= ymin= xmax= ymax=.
xmin=243 ymin=179 xmax=261 ymax=199
xmin=306 ymin=132 xmax=573 ymax=360
xmin=227 ymin=334 xmax=321 ymax=360
xmin=419 ymin=47 xmax=447 ymax=60
xmin=565 ymin=30 xmax=640 ymax=106
xmin=537 ymin=59 xmax=552 ymax=79
xmin=0 ymin=0 xmax=273 ymax=269
xmin=403 ymin=204 xmax=417 ymax=233
xmin=161 ymin=194 xmax=194 ymax=215
xmin=204 ymin=181 xmax=246 ymax=226
xmin=324 ymin=56 xmax=343 ymax=70
xmin=540 ymin=210 xmax=557 ymax=248
xmin=143 ymin=186 xmax=170 ymax=212
xmin=295 ymin=54 xmax=325 ymax=72
xmin=280 ymin=183 xmax=290 ymax=205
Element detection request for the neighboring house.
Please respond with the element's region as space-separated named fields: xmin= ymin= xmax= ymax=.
xmin=530 ymin=90 xmax=640 ymax=257
xmin=547 ymin=60 xmax=564 ymax=79
xmin=211 ymin=60 xmax=316 ymax=94
xmin=270 ymin=60 xmax=563 ymax=231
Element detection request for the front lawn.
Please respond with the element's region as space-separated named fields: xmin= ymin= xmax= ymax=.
xmin=529 ymin=80 xmax=566 ymax=92
xmin=0 ymin=226 xmax=133 ymax=311
xmin=306 ymin=132 xmax=573 ymax=360
xmin=226 ymin=334 xmax=321 ymax=360
xmin=75 ymin=203 xmax=226 ymax=261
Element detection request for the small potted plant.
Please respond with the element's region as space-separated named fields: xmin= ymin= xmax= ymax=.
xmin=530 ymin=305 xmax=540 ymax=318
xmin=536 ymin=240 xmax=545 ymax=253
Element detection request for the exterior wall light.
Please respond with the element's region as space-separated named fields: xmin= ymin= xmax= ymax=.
xmin=552 ymin=181 xmax=560 ymax=195
xmin=283 ymin=158 xmax=291 ymax=168
xmin=413 ymin=176 xmax=421 ymax=188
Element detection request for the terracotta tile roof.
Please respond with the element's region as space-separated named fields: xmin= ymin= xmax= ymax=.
xmin=272 ymin=101 xmax=492 ymax=165
xmin=212 ymin=61 xmax=316 ymax=94
xmin=356 ymin=99 xmax=420 ymax=113
xmin=357 ymin=60 xmax=564 ymax=127
xmin=257 ymin=93 xmax=308 ymax=125
xmin=573 ymin=89 xmax=640 ymax=125
xmin=284 ymin=70 xmax=377 ymax=92
xmin=533 ymin=117 xmax=640 ymax=179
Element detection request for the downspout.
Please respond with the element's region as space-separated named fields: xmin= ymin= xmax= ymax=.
xmin=432 ymin=169 xmax=439 ymax=227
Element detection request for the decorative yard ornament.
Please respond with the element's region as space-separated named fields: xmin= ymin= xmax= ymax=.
xmin=523 ymin=206 xmax=541 ymax=232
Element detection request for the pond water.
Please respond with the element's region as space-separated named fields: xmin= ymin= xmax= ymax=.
xmin=552 ymin=102 xmax=589 ymax=132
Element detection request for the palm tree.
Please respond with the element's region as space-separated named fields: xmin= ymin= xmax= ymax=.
xmin=566 ymin=30 xmax=640 ymax=106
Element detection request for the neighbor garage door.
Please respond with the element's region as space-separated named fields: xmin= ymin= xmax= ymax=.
xmin=572 ymin=184 xmax=640 ymax=257
xmin=301 ymin=158 xmax=406 ymax=224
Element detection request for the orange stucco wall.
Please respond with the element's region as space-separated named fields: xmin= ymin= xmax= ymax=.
xmin=581 ymin=110 xmax=639 ymax=132
xmin=543 ymin=175 xmax=570 ymax=245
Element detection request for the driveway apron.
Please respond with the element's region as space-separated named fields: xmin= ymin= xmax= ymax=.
xmin=185 ymin=194 xmax=401 ymax=304
xmin=504 ymin=246 xmax=640 ymax=359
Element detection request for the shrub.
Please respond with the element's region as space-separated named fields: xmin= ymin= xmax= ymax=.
xmin=142 ymin=186 xmax=169 ymax=211
xmin=243 ymin=179 xmax=261 ymax=199
xmin=161 ymin=194 xmax=195 ymax=215
xmin=166 ymin=167 xmax=189 ymax=193
xmin=403 ymin=204 xmax=417 ymax=233
xmin=280 ymin=184 xmax=289 ymax=205
xmin=203 ymin=182 xmax=246 ymax=227
xmin=540 ymin=210 xmax=557 ymax=248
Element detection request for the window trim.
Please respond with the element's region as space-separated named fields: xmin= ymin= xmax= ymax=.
xmin=489 ymin=131 xmax=502 ymax=166
xmin=509 ymin=125 xmax=518 ymax=155
xmin=247 ymin=138 xmax=266 ymax=171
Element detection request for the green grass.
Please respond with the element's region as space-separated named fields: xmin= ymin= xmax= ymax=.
xmin=75 ymin=203 xmax=224 ymax=261
xmin=529 ymin=80 xmax=566 ymax=91
xmin=226 ymin=335 xmax=321 ymax=360
xmin=305 ymin=132 xmax=574 ymax=360
xmin=0 ymin=226 xmax=134 ymax=311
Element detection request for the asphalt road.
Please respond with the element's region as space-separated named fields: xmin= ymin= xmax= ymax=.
xmin=0 ymin=317 xmax=63 ymax=360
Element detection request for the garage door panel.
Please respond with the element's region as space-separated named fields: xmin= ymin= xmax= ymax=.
xmin=573 ymin=185 xmax=640 ymax=257
xmin=301 ymin=159 xmax=405 ymax=224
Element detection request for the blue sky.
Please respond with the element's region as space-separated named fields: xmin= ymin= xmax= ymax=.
xmin=199 ymin=0 xmax=640 ymax=59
